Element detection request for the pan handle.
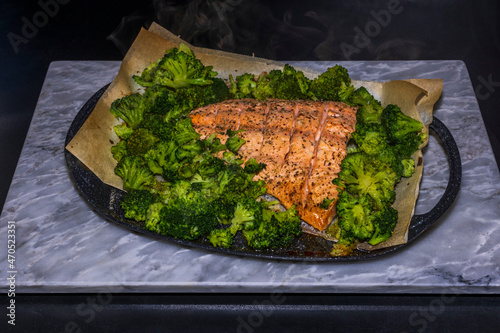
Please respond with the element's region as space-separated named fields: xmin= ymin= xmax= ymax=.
xmin=407 ymin=117 xmax=462 ymax=242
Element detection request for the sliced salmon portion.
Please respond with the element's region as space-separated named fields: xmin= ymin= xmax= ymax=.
xmin=255 ymin=100 xmax=295 ymax=183
xmin=268 ymin=101 xmax=322 ymax=211
xmin=237 ymin=100 xmax=268 ymax=160
xmin=215 ymin=100 xmax=242 ymax=133
xmin=188 ymin=99 xmax=357 ymax=231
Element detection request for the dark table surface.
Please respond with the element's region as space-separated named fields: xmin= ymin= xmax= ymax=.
xmin=1 ymin=1 xmax=499 ymax=332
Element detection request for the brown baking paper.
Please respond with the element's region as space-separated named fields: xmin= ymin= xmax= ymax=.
xmin=65 ymin=23 xmax=442 ymax=250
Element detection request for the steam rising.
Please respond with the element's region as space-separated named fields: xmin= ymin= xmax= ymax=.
xmin=107 ymin=0 xmax=499 ymax=61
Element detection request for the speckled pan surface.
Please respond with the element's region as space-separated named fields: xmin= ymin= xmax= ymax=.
xmin=64 ymin=84 xmax=462 ymax=262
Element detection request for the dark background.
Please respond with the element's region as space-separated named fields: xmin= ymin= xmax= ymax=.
xmin=1 ymin=0 xmax=499 ymax=331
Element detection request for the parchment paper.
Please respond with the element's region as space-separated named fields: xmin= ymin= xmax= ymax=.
xmin=65 ymin=23 xmax=443 ymax=249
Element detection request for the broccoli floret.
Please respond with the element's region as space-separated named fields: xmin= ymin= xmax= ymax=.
xmin=110 ymin=140 xmax=128 ymax=162
xmin=113 ymin=124 xmax=134 ymax=140
xmin=120 ymin=189 xmax=158 ymax=222
xmin=381 ymin=104 xmax=427 ymax=161
xmin=336 ymin=191 xmax=374 ymax=241
xmin=110 ymin=93 xmax=149 ymax=128
xmin=338 ymin=152 xmax=398 ymax=210
xmin=208 ymin=228 xmax=234 ymax=248
xmin=139 ymin=113 xmax=175 ymax=142
xmin=243 ymin=158 xmax=266 ymax=175
xmin=320 ymin=197 xmax=336 ymax=209
xmin=273 ymin=65 xmax=311 ymax=100
xmin=349 ymin=87 xmax=384 ymax=124
xmin=252 ymin=72 xmax=277 ymax=100
xmin=394 ymin=132 xmax=428 ymax=159
xmin=175 ymin=140 xmax=205 ymax=162
xmin=368 ymin=206 xmax=398 ymax=245
xmin=382 ymin=104 xmax=423 ymax=142
xmin=145 ymin=202 xmax=165 ymax=233
xmin=144 ymin=85 xmax=191 ymax=121
xmin=143 ymin=140 xmax=179 ymax=177
xmin=158 ymin=190 xmax=218 ymax=240
xmin=203 ymin=133 xmax=227 ymax=154
xmin=229 ymin=65 xmax=311 ymax=101
xmin=401 ymin=158 xmax=416 ymax=178
xmin=114 ymin=156 xmax=154 ymax=192
xmin=229 ymin=197 xmax=264 ymax=234
xmin=133 ymin=44 xmax=217 ymax=89
xmin=221 ymin=151 xmax=244 ymax=165
xmin=174 ymin=118 xmax=201 ymax=146
xmin=146 ymin=79 xmax=231 ymax=123
xmin=211 ymin=197 xmax=236 ymax=222
xmin=225 ymin=129 xmax=246 ymax=154
xmin=196 ymin=155 xmax=227 ymax=179
xmin=230 ymin=73 xmax=257 ymax=99
xmin=126 ymin=128 xmax=159 ymax=157
xmin=351 ymin=122 xmax=388 ymax=156
xmin=243 ymin=204 xmax=302 ymax=249
xmin=201 ymin=77 xmax=232 ymax=104
xmin=309 ymin=65 xmax=354 ymax=102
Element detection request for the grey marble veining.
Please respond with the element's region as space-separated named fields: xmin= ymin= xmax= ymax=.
xmin=1 ymin=60 xmax=499 ymax=294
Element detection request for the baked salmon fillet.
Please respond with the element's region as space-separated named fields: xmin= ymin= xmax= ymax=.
xmin=188 ymin=99 xmax=357 ymax=231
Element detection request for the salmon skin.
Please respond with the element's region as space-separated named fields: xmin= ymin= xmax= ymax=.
xmin=188 ymin=99 xmax=357 ymax=231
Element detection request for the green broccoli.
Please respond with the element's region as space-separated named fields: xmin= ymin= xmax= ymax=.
xmin=381 ymin=104 xmax=427 ymax=161
xmin=203 ymin=133 xmax=227 ymax=154
xmin=207 ymin=228 xmax=234 ymax=248
xmin=368 ymin=206 xmax=398 ymax=245
xmin=400 ymin=158 xmax=416 ymax=178
xmin=200 ymin=77 xmax=232 ymax=104
xmin=230 ymin=73 xmax=257 ymax=99
xmin=382 ymin=104 xmax=424 ymax=142
xmin=113 ymin=124 xmax=134 ymax=140
xmin=229 ymin=197 xmax=264 ymax=234
xmin=158 ymin=190 xmax=218 ymax=241
xmin=175 ymin=140 xmax=205 ymax=162
xmin=309 ymin=65 xmax=354 ymax=102
xmin=335 ymin=191 xmax=374 ymax=242
xmin=251 ymin=72 xmax=277 ymax=100
xmin=110 ymin=93 xmax=149 ymax=128
xmin=143 ymin=140 xmax=179 ymax=177
xmin=125 ymin=128 xmax=159 ymax=157
xmin=273 ymin=65 xmax=311 ymax=100
xmin=173 ymin=117 xmax=201 ymax=146
xmin=145 ymin=78 xmax=231 ymax=123
xmin=242 ymin=204 xmax=302 ymax=249
xmin=145 ymin=202 xmax=165 ymax=233
xmin=338 ymin=152 xmax=398 ymax=210
xmin=349 ymin=87 xmax=384 ymax=124
xmin=110 ymin=140 xmax=127 ymax=162
xmin=120 ymin=189 xmax=158 ymax=222
xmin=243 ymin=158 xmax=267 ymax=175
xmin=195 ymin=155 xmax=227 ymax=179
xmin=114 ymin=156 xmax=154 ymax=192
xmin=225 ymin=129 xmax=246 ymax=154
xmin=139 ymin=112 xmax=175 ymax=142
xmin=351 ymin=122 xmax=388 ymax=157
xmin=229 ymin=64 xmax=311 ymax=101
xmin=133 ymin=43 xmax=217 ymax=89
